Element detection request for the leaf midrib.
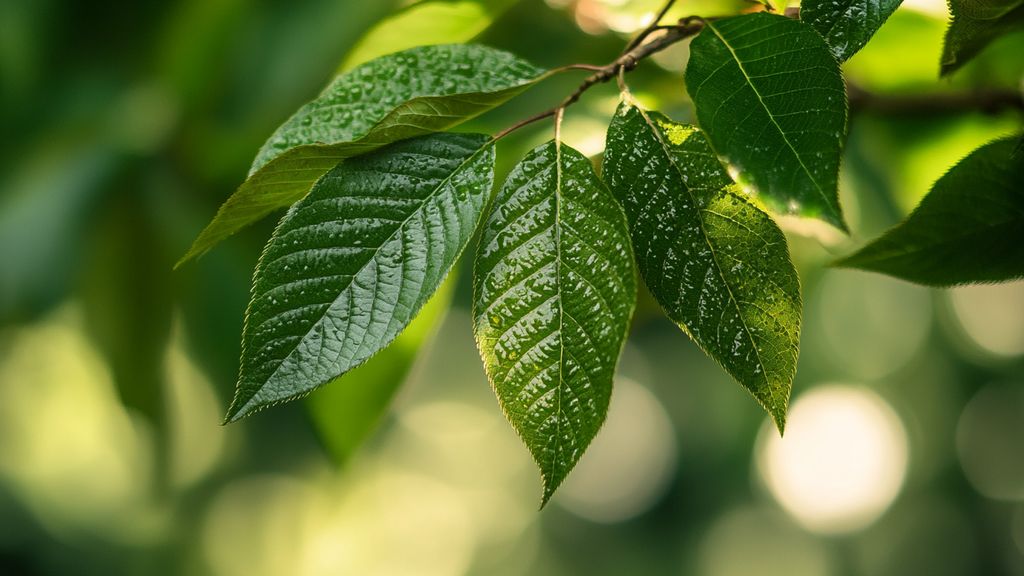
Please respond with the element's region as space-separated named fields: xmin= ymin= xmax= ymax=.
xmin=240 ymin=141 xmax=490 ymax=413
xmin=702 ymin=19 xmax=837 ymax=220
xmin=549 ymin=140 xmax=566 ymax=497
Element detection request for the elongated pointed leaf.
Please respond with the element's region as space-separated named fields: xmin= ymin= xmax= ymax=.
xmin=941 ymin=0 xmax=1024 ymax=75
xmin=801 ymin=0 xmax=904 ymax=61
xmin=227 ymin=132 xmax=495 ymax=421
xmin=473 ymin=142 xmax=636 ymax=504
xmin=836 ymin=136 xmax=1024 ymax=286
xmin=686 ymin=13 xmax=849 ymax=231
xmin=603 ymin=102 xmax=800 ymax=431
xmin=179 ymin=45 xmax=542 ymax=265
xmin=306 ymin=274 xmax=455 ymax=465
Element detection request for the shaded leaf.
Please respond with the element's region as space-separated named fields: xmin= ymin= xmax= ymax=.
xmin=685 ymin=13 xmax=849 ymax=231
xmin=305 ymin=274 xmax=455 ymax=465
xmin=227 ymin=132 xmax=495 ymax=421
xmin=836 ymin=136 xmax=1024 ymax=285
xmin=179 ymin=44 xmax=542 ymax=265
xmin=82 ymin=172 xmax=172 ymax=424
xmin=603 ymin=101 xmax=800 ymax=431
xmin=801 ymin=0 xmax=904 ymax=61
xmin=340 ymin=0 xmax=518 ymax=70
xmin=0 ymin=141 xmax=116 ymax=322
xmin=941 ymin=0 xmax=1024 ymax=75
xmin=473 ymin=141 xmax=636 ymax=504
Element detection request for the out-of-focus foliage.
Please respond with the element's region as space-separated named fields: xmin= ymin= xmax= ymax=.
xmin=340 ymin=0 xmax=520 ymax=70
xmin=0 ymin=0 xmax=1023 ymax=575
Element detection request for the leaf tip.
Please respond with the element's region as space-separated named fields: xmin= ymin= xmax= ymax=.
xmin=539 ymin=476 xmax=562 ymax=510
xmin=223 ymin=394 xmax=256 ymax=424
xmin=771 ymin=410 xmax=787 ymax=437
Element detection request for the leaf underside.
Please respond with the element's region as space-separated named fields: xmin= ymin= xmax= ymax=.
xmin=685 ymin=12 xmax=849 ymax=231
xmin=941 ymin=0 xmax=1024 ymax=75
xmin=179 ymin=44 xmax=542 ymax=265
xmin=836 ymin=136 xmax=1024 ymax=286
xmin=801 ymin=0 xmax=904 ymax=61
xmin=227 ymin=132 xmax=495 ymax=421
xmin=603 ymin=101 xmax=800 ymax=432
xmin=473 ymin=141 xmax=636 ymax=504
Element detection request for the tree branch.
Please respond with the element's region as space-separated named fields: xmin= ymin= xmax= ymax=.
xmin=493 ymin=0 xmax=1022 ymax=142
xmin=848 ymin=82 xmax=1024 ymax=116
xmin=494 ymin=19 xmax=705 ymax=140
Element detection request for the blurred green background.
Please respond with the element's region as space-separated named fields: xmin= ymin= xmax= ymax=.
xmin=1 ymin=0 xmax=1023 ymax=574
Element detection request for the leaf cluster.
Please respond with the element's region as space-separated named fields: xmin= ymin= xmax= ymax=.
xmin=179 ymin=1 xmax=1024 ymax=504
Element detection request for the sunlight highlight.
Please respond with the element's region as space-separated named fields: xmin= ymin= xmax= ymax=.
xmin=757 ymin=385 xmax=908 ymax=534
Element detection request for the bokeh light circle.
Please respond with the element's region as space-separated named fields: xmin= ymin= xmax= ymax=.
xmin=815 ymin=271 xmax=931 ymax=380
xmin=948 ymin=281 xmax=1024 ymax=359
xmin=555 ymin=377 xmax=677 ymax=523
xmin=757 ymin=384 xmax=909 ymax=534
xmin=697 ymin=506 xmax=833 ymax=576
xmin=956 ymin=384 xmax=1024 ymax=500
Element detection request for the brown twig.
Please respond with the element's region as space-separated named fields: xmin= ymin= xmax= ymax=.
xmin=623 ymin=0 xmax=678 ymax=53
xmin=493 ymin=19 xmax=705 ymax=141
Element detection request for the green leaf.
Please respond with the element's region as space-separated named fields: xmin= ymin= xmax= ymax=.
xmin=340 ymin=0 xmax=518 ymax=70
xmin=603 ymin=101 xmax=800 ymax=432
xmin=226 ymin=132 xmax=495 ymax=421
xmin=685 ymin=13 xmax=849 ymax=231
xmin=801 ymin=0 xmax=904 ymax=61
xmin=836 ymin=136 xmax=1024 ymax=285
xmin=305 ymin=273 xmax=455 ymax=465
xmin=178 ymin=44 xmax=543 ymax=265
xmin=473 ymin=141 xmax=637 ymax=504
xmin=942 ymin=0 xmax=1024 ymax=75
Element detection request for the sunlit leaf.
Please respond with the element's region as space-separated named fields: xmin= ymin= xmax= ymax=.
xmin=226 ymin=132 xmax=495 ymax=421
xmin=305 ymin=274 xmax=455 ymax=465
xmin=836 ymin=136 xmax=1024 ymax=285
xmin=685 ymin=13 xmax=849 ymax=231
xmin=473 ymin=141 xmax=636 ymax=504
xmin=179 ymin=44 xmax=542 ymax=265
xmin=603 ymin=101 xmax=800 ymax=431
xmin=941 ymin=0 xmax=1024 ymax=75
xmin=340 ymin=0 xmax=518 ymax=70
xmin=801 ymin=0 xmax=904 ymax=61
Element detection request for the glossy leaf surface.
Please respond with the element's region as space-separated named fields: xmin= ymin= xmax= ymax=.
xmin=686 ymin=13 xmax=848 ymax=231
xmin=941 ymin=0 xmax=1024 ymax=75
xmin=473 ymin=142 xmax=636 ymax=503
xmin=180 ymin=44 xmax=541 ymax=264
xmin=305 ymin=275 xmax=454 ymax=465
xmin=801 ymin=0 xmax=904 ymax=61
xmin=227 ymin=133 xmax=495 ymax=421
xmin=837 ymin=137 xmax=1024 ymax=285
xmin=603 ymin=102 xmax=800 ymax=431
